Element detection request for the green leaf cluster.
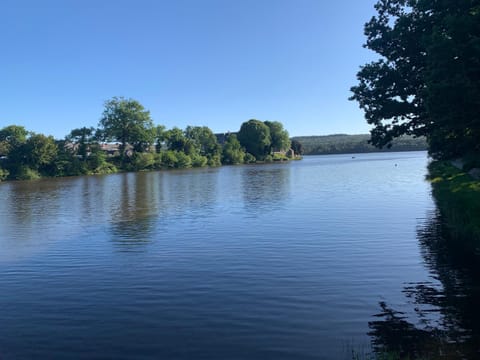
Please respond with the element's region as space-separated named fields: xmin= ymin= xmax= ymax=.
xmin=0 ymin=126 xmax=58 ymax=179
xmin=99 ymin=96 xmax=155 ymax=155
xmin=236 ymin=119 xmax=291 ymax=160
xmin=222 ymin=134 xmax=245 ymax=165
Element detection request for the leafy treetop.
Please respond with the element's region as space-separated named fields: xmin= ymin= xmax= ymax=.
xmin=350 ymin=0 xmax=480 ymax=159
xmin=98 ymin=96 xmax=155 ymax=156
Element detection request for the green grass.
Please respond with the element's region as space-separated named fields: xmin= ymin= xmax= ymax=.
xmin=427 ymin=161 xmax=480 ymax=253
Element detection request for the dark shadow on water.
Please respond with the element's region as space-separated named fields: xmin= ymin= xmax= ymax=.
xmin=368 ymin=210 xmax=480 ymax=359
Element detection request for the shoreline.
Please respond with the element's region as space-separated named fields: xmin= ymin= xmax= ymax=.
xmin=427 ymin=161 xmax=480 ymax=258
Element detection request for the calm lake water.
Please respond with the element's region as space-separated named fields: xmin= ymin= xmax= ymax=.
xmin=1 ymin=151 xmax=479 ymax=359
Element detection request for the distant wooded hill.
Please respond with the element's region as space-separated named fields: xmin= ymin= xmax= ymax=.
xmin=291 ymin=134 xmax=427 ymax=155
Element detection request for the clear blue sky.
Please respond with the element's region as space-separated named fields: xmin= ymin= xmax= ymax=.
xmin=1 ymin=0 xmax=378 ymax=139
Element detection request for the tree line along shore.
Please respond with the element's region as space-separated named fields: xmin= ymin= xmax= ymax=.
xmin=0 ymin=97 xmax=299 ymax=182
xmin=0 ymin=98 xmax=432 ymax=184
xmin=291 ymin=134 xmax=427 ymax=155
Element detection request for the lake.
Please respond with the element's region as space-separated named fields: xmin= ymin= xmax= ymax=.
xmin=1 ymin=151 xmax=479 ymax=359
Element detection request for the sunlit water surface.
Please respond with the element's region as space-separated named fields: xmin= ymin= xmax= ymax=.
xmin=1 ymin=152 xmax=474 ymax=359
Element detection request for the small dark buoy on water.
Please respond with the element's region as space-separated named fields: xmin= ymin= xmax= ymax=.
xmin=395 ymin=164 xmax=397 ymax=167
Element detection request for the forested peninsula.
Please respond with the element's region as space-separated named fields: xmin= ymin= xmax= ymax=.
xmin=292 ymin=134 xmax=427 ymax=155
xmin=0 ymin=97 xmax=295 ymax=181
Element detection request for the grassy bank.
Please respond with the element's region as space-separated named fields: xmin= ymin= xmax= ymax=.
xmin=427 ymin=161 xmax=480 ymax=255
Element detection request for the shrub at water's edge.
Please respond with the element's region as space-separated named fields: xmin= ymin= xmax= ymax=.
xmin=427 ymin=161 xmax=480 ymax=256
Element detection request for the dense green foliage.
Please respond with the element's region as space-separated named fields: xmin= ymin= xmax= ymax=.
xmin=236 ymin=119 xmax=292 ymax=160
xmin=66 ymin=127 xmax=96 ymax=160
xmin=290 ymin=139 xmax=304 ymax=156
xmin=164 ymin=127 xmax=194 ymax=154
xmin=292 ymin=134 xmax=427 ymax=155
xmin=0 ymin=125 xmax=28 ymax=157
xmin=222 ymin=134 xmax=246 ymax=165
xmin=99 ymin=97 xmax=156 ymax=156
xmin=0 ymin=98 xmax=297 ymax=181
xmin=185 ymin=126 xmax=222 ymax=166
xmin=237 ymin=119 xmax=272 ymax=160
xmin=350 ymin=0 xmax=480 ymax=160
xmin=264 ymin=121 xmax=290 ymax=153
xmin=0 ymin=126 xmax=59 ymax=179
xmin=428 ymin=161 xmax=480 ymax=252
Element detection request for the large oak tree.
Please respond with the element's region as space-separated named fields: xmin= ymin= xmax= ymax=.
xmin=350 ymin=0 xmax=480 ymax=159
xmin=98 ymin=97 xmax=155 ymax=157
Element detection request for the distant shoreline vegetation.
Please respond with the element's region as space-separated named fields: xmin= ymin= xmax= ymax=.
xmin=0 ymin=98 xmax=431 ymax=183
xmin=0 ymin=97 xmax=298 ymax=182
xmin=292 ymin=134 xmax=427 ymax=156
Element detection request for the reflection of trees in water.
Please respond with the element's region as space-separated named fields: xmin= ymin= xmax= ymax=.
xmin=368 ymin=301 xmax=447 ymax=358
xmin=109 ymin=172 xmax=161 ymax=250
xmin=0 ymin=180 xmax=64 ymax=258
xmin=6 ymin=179 xmax=64 ymax=226
xmin=368 ymin=210 xmax=480 ymax=358
xmin=109 ymin=170 xmax=219 ymax=250
xmin=163 ymin=169 xmax=218 ymax=216
xmin=241 ymin=165 xmax=290 ymax=212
